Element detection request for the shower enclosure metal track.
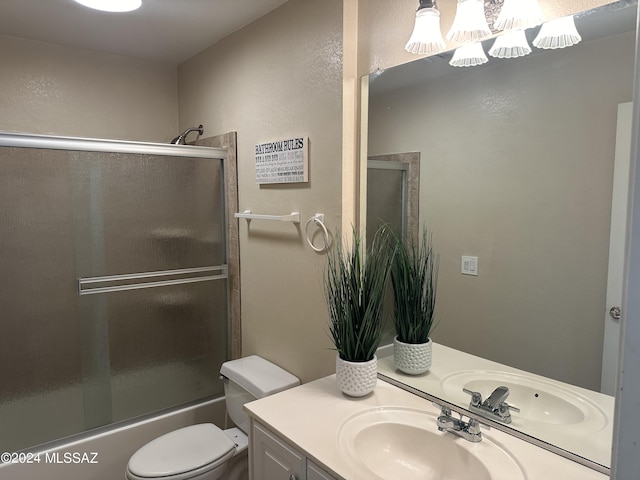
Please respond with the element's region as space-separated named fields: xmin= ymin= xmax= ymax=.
xmin=0 ymin=131 xmax=227 ymax=159
xmin=78 ymin=265 xmax=228 ymax=295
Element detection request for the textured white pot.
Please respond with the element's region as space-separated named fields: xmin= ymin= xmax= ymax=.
xmin=393 ymin=336 xmax=432 ymax=375
xmin=336 ymin=354 xmax=377 ymax=397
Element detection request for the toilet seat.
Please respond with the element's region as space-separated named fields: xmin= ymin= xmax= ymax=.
xmin=126 ymin=423 xmax=236 ymax=480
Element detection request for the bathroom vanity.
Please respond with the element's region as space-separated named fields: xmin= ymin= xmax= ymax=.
xmin=251 ymin=421 xmax=336 ymax=480
xmin=244 ymin=375 xmax=608 ymax=480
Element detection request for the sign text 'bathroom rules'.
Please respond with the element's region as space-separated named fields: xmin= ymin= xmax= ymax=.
xmin=255 ymin=137 xmax=308 ymax=184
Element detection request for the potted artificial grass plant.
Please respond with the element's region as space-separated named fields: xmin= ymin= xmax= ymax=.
xmin=391 ymin=227 xmax=439 ymax=375
xmin=325 ymin=226 xmax=394 ymax=397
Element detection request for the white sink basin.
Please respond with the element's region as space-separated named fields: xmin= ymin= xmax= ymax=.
xmin=440 ymin=370 xmax=608 ymax=434
xmin=337 ymin=407 xmax=525 ymax=480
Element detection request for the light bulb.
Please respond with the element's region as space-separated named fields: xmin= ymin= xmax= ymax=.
xmin=405 ymin=7 xmax=446 ymax=55
xmin=447 ymin=0 xmax=491 ymax=43
xmin=73 ymin=0 xmax=142 ymax=13
xmin=449 ymin=42 xmax=489 ymax=67
xmin=489 ymin=30 xmax=532 ymax=59
xmin=495 ymin=0 xmax=544 ymax=31
xmin=533 ymin=16 xmax=582 ymax=50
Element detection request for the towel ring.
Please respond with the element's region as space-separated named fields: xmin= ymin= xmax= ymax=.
xmin=305 ymin=214 xmax=329 ymax=252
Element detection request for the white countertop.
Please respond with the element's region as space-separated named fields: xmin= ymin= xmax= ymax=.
xmin=377 ymin=342 xmax=615 ymax=469
xmin=245 ymin=374 xmax=609 ymax=480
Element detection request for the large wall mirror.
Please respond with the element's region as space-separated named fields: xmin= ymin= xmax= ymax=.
xmin=364 ymin=0 xmax=637 ymax=472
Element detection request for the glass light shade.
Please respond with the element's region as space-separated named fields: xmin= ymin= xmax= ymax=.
xmin=533 ymin=15 xmax=582 ymax=50
xmin=405 ymin=7 xmax=447 ymax=55
xmin=489 ymin=30 xmax=532 ymax=59
xmin=447 ymin=0 xmax=492 ymax=43
xmin=73 ymin=0 xmax=142 ymax=12
xmin=494 ymin=0 xmax=544 ymax=31
xmin=449 ymin=42 xmax=489 ymax=67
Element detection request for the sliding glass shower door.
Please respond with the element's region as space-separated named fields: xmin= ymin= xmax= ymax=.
xmin=0 ymin=135 xmax=229 ymax=452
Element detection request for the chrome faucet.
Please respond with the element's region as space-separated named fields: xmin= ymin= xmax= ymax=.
xmin=486 ymin=386 xmax=510 ymax=410
xmin=463 ymin=386 xmax=520 ymax=424
xmin=435 ymin=404 xmax=484 ymax=443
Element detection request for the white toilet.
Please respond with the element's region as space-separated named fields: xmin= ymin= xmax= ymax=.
xmin=125 ymin=355 xmax=300 ymax=480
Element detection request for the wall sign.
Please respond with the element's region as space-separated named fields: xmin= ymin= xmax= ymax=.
xmin=255 ymin=137 xmax=308 ymax=184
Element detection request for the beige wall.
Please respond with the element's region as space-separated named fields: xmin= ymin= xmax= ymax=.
xmin=0 ymin=36 xmax=178 ymax=142
xmin=0 ymin=0 xmax=345 ymax=399
xmin=173 ymin=0 xmax=618 ymax=385
xmin=366 ymin=28 xmax=635 ymax=390
xmin=177 ymin=0 xmax=343 ymax=383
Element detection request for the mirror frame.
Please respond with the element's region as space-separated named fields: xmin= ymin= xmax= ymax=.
xmin=611 ymin=7 xmax=640 ymax=477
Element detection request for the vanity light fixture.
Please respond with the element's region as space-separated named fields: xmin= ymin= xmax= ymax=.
xmin=533 ymin=15 xmax=582 ymax=50
xmin=405 ymin=0 xmax=447 ymax=55
xmin=73 ymin=0 xmax=142 ymax=13
xmin=447 ymin=0 xmax=492 ymax=43
xmin=449 ymin=42 xmax=489 ymax=67
xmin=488 ymin=30 xmax=531 ymax=58
xmin=494 ymin=0 xmax=544 ymax=31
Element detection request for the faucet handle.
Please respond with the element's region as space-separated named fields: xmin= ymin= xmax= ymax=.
xmin=463 ymin=388 xmax=483 ymax=407
xmin=464 ymin=418 xmax=489 ymax=442
xmin=466 ymin=418 xmax=483 ymax=435
xmin=432 ymin=402 xmax=451 ymax=416
xmin=469 ymin=417 xmax=491 ymax=431
xmin=493 ymin=401 xmax=520 ymax=424
xmin=499 ymin=402 xmax=520 ymax=414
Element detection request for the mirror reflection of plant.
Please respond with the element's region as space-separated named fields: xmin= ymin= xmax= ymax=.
xmin=325 ymin=226 xmax=395 ymax=362
xmin=391 ymin=228 xmax=439 ymax=344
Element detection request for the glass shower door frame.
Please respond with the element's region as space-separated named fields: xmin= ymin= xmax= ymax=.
xmin=0 ymin=131 xmax=230 ymax=451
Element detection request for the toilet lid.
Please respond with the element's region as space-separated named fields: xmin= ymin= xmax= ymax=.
xmin=128 ymin=424 xmax=236 ymax=478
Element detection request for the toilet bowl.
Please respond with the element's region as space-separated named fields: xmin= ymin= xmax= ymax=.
xmin=125 ymin=356 xmax=299 ymax=480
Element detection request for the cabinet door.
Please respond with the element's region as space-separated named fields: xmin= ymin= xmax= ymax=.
xmin=307 ymin=461 xmax=338 ymax=480
xmin=252 ymin=421 xmax=306 ymax=480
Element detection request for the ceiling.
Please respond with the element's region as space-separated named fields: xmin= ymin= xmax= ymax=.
xmin=0 ymin=0 xmax=289 ymax=64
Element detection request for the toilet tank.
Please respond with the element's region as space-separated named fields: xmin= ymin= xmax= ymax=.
xmin=220 ymin=355 xmax=300 ymax=433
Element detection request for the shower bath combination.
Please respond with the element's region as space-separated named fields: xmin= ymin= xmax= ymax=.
xmin=171 ymin=124 xmax=204 ymax=145
xmin=0 ymin=131 xmax=229 ymax=455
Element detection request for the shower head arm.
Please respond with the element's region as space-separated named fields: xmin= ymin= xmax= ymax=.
xmin=171 ymin=124 xmax=204 ymax=145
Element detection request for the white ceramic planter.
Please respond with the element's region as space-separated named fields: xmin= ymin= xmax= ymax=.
xmin=393 ymin=336 xmax=432 ymax=375
xmin=336 ymin=355 xmax=377 ymax=397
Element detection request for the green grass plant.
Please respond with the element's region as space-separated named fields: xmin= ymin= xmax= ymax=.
xmin=325 ymin=226 xmax=395 ymax=362
xmin=391 ymin=228 xmax=439 ymax=344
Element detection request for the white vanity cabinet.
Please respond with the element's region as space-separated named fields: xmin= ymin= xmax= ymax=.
xmin=250 ymin=420 xmax=339 ymax=480
xmin=306 ymin=461 xmax=337 ymax=480
xmin=251 ymin=421 xmax=305 ymax=480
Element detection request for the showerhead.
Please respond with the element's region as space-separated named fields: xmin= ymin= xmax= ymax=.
xmin=170 ymin=125 xmax=204 ymax=145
